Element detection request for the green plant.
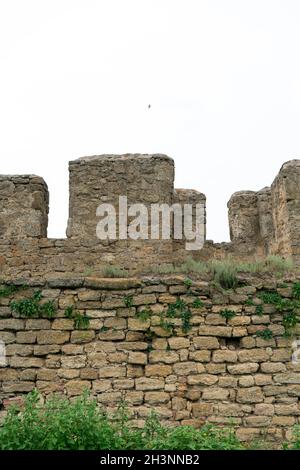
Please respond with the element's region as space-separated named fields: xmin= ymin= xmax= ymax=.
xmin=162 ymin=298 xmax=192 ymax=333
xmin=166 ymin=304 xmax=177 ymax=318
xmin=0 ymin=284 xmax=19 ymax=298
xmin=0 ymin=390 xmax=244 ymax=450
xmin=255 ymin=304 xmax=264 ymax=316
xmin=64 ymin=305 xmax=75 ymax=318
xmin=292 ymin=282 xmax=300 ymax=300
xmin=284 ymin=425 xmax=300 ymax=449
xmin=10 ymin=290 xmax=54 ymax=318
xmin=258 ymin=291 xmax=282 ymax=305
xmin=283 ymin=311 xmax=298 ymax=336
xmin=136 ymin=307 xmax=152 ymax=321
xmin=256 ymin=328 xmax=273 ymax=340
xmin=99 ymin=326 xmax=109 ymax=332
xmin=245 ymin=298 xmax=254 ymax=306
xmin=144 ymin=329 xmax=155 ymax=341
xmin=220 ymin=309 xmax=236 ymax=320
xmin=184 ymin=278 xmax=192 ymax=288
xmin=212 ymin=261 xmax=238 ymax=290
xmin=64 ymin=305 xmax=89 ymax=329
xmin=159 ymin=318 xmax=174 ymax=333
xmin=124 ymin=295 xmax=133 ymax=308
xmin=192 ymin=298 xmax=203 ymax=308
xmin=40 ymin=300 xmax=56 ymax=319
xmin=74 ymin=313 xmax=90 ymax=330
xmin=180 ymin=307 xmax=192 ymax=333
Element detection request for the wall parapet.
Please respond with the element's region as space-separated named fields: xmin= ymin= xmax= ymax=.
xmin=1 ymin=156 xmax=300 ymax=277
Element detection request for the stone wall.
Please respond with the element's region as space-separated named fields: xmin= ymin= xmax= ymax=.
xmin=1 ymin=275 xmax=300 ymax=444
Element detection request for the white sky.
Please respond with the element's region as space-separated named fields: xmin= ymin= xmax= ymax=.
xmin=1 ymin=0 xmax=300 ymax=242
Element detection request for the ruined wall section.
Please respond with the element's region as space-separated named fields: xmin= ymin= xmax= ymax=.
xmin=227 ymin=160 xmax=300 ymax=264
xmin=0 ymin=175 xmax=48 ymax=239
xmin=271 ymin=160 xmax=300 ymax=264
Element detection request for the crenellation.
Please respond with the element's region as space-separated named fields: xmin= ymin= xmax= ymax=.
xmin=0 ymin=175 xmax=48 ymax=239
xmin=1 ymin=155 xmax=300 ymax=276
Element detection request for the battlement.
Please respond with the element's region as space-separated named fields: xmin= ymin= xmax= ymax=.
xmin=1 ymin=155 xmax=300 ymax=278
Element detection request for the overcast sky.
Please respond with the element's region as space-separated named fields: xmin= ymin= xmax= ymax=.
xmin=1 ymin=0 xmax=300 ymax=242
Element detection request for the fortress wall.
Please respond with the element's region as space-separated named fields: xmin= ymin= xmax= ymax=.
xmin=0 ymin=274 xmax=299 ymax=444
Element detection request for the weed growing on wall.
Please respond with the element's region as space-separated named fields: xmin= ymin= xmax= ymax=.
xmin=257 ymin=284 xmax=300 ymax=336
xmin=256 ymin=328 xmax=273 ymax=340
xmin=64 ymin=305 xmax=90 ymax=330
xmin=220 ymin=309 xmax=236 ymax=320
xmin=11 ymin=291 xmax=56 ymax=319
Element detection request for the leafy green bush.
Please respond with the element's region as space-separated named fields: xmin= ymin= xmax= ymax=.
xmin=0 ymin=390 xmax=243 ymax=450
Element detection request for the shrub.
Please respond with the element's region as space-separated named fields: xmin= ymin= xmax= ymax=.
xmin=0 ymin=390 xmax=243 ymax=450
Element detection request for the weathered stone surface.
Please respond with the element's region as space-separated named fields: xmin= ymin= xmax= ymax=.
xmin=193 ymin=337 xmax=219 ymax=349
xmin=26 ymin=319 xmax=51 ymax=330
xmin=0 ymin=175 xmax=48 ymax=239
xmin=187 ymin=374 xmax=218 ymax=386
xmin=37 ymin=331 xmax=69 ymax=344
xmin=238 ymin=349 xmax=270 ymax=363
xmin=198 ymin=326 xmax=232 ymax=337
xmin=212 ymin=350 xmax=237 ymax=363
xmin=65 ymin=380 xmax=91 ymax=396
xmin=0 ymin=319 xmax=24 ymax=330
xmin=168 ymin=337 xmax=190 ymax=349
xmin=16 ymin=331 xmax=36 ymax=344
xmin=98 ymin=366 xmax=126 ymax=378
xmin=128 ymin=352 xmax=147 ymax=365
xmin=237 ymin=387 xmax=264 ymax=403
xmin=135 ymin=378 xmax=164 ymax=391
xmin=149 ymin=351 xmax=179 ymax=364
xmin=71 ymin=331 xmax=95 ymax=343
xmin=227 ymin=363 xmax=259 ymax=375
xmin=145 ymin=364 xmax=172 ymax=377
xmin=9 ymin=357 xmax=44 ymax=368
xmin=202 ymin=388 xmax=229 ymax=400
